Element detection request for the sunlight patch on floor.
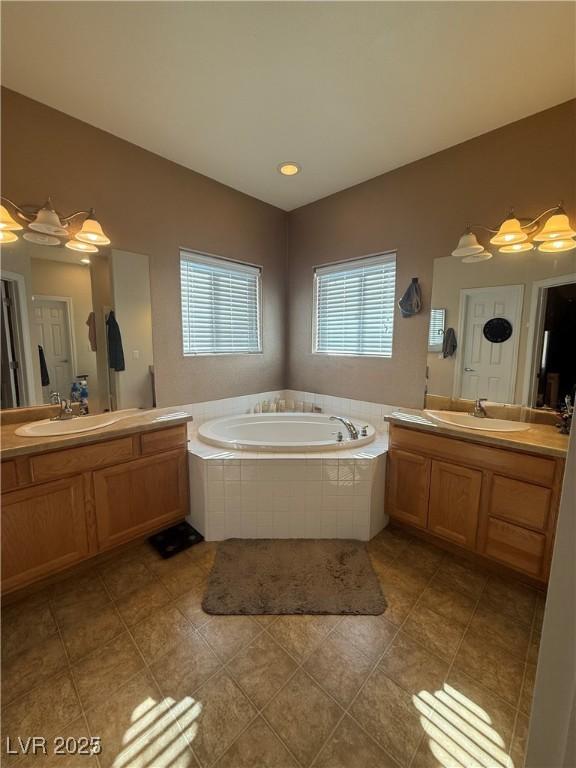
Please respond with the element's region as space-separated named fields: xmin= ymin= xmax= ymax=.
xmin=413 ymin=685 xmax=514 ymax=768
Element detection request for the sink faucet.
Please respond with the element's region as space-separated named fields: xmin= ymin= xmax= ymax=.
xmin=471 ymin=398 xmax=488 ymax=418
xmin=49 ymin=392 xmax=75 ymax=421
xmin=329 ymin=415 xmax=359 ymax=439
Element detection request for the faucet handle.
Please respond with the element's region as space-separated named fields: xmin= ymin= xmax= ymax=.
xmin=49 ymin=391 xmax=61 ymax=405
xmin=360 ymin=425 xmax=368 ymax=437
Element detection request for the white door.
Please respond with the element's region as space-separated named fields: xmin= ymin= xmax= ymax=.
xmin=458 ymin=285 xmax=524 ymax=403
xmin=32 ymin=299 xmax=74 ymax=401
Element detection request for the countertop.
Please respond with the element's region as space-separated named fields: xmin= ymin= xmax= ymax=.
xmin=0 ymin=407 xmax=193 ymax=459
xmin=385 ymin=409 xmax=569 ymax=458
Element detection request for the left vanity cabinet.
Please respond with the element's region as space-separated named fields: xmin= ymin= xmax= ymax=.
xmin=1 ymin=423 xmax=189 ymax=595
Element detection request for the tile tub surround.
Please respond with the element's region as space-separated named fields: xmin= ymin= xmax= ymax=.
xmin=0 ymin=528 xmax=540 ymax=768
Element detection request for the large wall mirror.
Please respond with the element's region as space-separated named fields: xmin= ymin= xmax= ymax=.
xmin=1 ymin=240 xmax=154 ymax=414
xmin=427 ymin=249 xmax=576 ymax=409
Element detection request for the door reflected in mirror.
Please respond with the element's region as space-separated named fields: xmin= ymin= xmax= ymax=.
xmin=1 ymin=239 xmax=154 ymax=414
xmin=427 ymin=248 xmax=576 ymax=411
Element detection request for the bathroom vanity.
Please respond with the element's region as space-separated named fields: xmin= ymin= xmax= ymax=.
xmin=0 ymin=409 xmax=192 ymax=595
xmin=386 ymin=414 xmax=567 ymax=584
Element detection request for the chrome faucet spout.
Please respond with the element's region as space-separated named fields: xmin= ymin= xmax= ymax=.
xmin=329 ymin=415 xmax=359 ymax=440
xmin=471 ymin=398 xmax=488 ymax=418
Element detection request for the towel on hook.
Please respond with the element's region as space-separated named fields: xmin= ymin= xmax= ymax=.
xmin=86 ymin=312 xmax=97 ymax=352
xmin=442 ymin=327 xmax=457 ymax=358
xmin=398 ymin=277 xmax=422 ymax=317
xmin=106 ymin=311 xmax=125 ymax=372
xmin=38 ymin=345 xmax=50 ymax=387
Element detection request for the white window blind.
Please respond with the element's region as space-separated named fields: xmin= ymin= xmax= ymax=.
xmin=313 ymin=253 xmax=397 ymax=357
xmin=428 ymin=308 xmax=446 ymax=352
xmin=180 ymin=251 xmax=262 ymax=355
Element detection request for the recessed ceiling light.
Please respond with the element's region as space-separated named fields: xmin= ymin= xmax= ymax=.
xmin=278 ymin=162 xmax=301 ymax=176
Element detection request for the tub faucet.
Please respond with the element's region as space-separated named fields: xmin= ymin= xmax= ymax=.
xmin=471 ymin=398 xmax=488 ymax=418
xmin=329 ymin=416 xmax=359 ymax=440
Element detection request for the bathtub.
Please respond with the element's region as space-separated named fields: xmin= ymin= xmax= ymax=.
xmin=198 ymin=412 xmax=376 ymax=452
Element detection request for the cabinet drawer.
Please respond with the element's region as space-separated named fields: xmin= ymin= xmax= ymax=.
xmin=489 ymin=476 xmax=551 ymax=531
xmin=141 ymin=425 xmax=187 ymax=455
xmin=30 ymin=437 xmax=135 ymax=482
xmin=2 ymin=461 xmax=18 ymax=491
xmin=390 ymin=425 xmax=556 ymax=486
xmin=483 ymin=517 xmax=546 ymax=577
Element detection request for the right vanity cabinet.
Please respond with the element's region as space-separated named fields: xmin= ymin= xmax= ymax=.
xmin=386 ymin=424 xmax=565 ymax=583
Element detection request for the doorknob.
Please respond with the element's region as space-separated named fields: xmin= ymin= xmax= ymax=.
xmin=464 ymin=367 xmax=475 ymax=372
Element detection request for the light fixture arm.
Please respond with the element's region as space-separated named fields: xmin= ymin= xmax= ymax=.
xmin=1 ymin=196 xmax=94 ymax=224
xmin=465 ymin=204 xmax=564 ymax=236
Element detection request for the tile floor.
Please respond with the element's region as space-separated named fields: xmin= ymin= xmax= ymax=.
xmin=1 ymin=527 xmax=544 ymax=768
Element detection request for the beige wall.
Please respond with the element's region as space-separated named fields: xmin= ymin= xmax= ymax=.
xmin=286 ymin=100 xmax=576 ymax=408
xmin=1 ymin=88 xmax=286 ymax=407
xmin=428 ymin=252 xmax=576 ymax=403
xmin=30 ymin=258 xmax=100 ymax=404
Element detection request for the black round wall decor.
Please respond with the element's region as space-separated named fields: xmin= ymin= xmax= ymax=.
xmin=483 ymin=317 xmax=513 ymax=343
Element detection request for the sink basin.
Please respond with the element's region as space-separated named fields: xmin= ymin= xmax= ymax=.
xmin=424 ymin=410 xmax=531 ymax=432
xmin=15 ymin=409 xmax=144 ymax=437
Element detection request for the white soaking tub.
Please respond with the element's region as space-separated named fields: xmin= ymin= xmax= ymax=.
xmin=198 ymin=412 xmax=376 ymax=452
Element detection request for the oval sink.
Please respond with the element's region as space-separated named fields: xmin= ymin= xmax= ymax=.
xmin=424 ymin=410 xmax=531 ymax=432
xmin=15 ymin=409 xmax=144 ymax=437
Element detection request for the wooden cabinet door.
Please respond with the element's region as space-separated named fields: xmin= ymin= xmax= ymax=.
xmin=387 ymin=449 xmax=431 ymax=529
xmin=2 ymin=476 xmax=89 ymax=593
xmin=428 ymin=460 xmax=482 ymax=549
xmin=94 ymin=450 xmax=188 ymax=550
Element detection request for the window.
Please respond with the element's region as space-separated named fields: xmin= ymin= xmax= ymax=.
xmin=313 ymin=253 xmax=396 ymax=357
xmin=180 ymin=251 xmax=262 ymax=355
xmin=428 ymin=308 xmax=446 ymax=352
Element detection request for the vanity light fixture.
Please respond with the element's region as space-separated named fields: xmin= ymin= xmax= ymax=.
xmin=0 ymin=196 xmax=112 ymax=252
xmin=0 ymin=230 xmax=18 ymax=244
xmin=452 ymin=204 xmax=576 ymax=262
xmin=278 ymin=162 xmax=301 ymax=176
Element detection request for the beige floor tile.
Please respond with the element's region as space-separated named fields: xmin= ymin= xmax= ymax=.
xmin=510 ymin=712 xmax=529 ymax=768
xmin=315 ymin=715 xmax=400 ymax=768
xmin=468 ymin=602 xmax=531 ymax=658
xmin=50 ymin=573 xmax=110 ymax=625
xmin=380 ymin=582 xmax=418 ymax=626
xmin=186 ymin=542 xmax=217 ymax=573
xmin=482 ymin=577 xmax=536 ymax=627
xmin=252 ymin=614 xmax=279 ymax=628
xmin=2 ymin=673 xmax=81 ymax=767
xmin=2 ymin=633 xmax=67 ymax=705
xmin=59 ymin=604 xmax=124 ymax=663
xmin=519 ymin=663 xmax=536 ymax=716
xmin=182 ymin=671 xmax=256 ymax=768
xmin=417 ymin=580 xmax=478 ymax=625
xmin=227 ymin=632 xmax=297 ymax=709
xmin=378 ymin=632 xmax=449 ymax=697
xmin=268 ymin=615 xmax=340 ymax=661
xmin=18 ymin=716 xmax=99 ymax=768
xmin=432 ymin=559 xmax=487 ymax=600
xmin=151 ymin=631 xmax=222 ymax=701
xmin=176 ymin=581 xmax=211 ymax=628
xmin=334 ymin=615 xmax=397 ymax=663
xmin=198 ymin=616 xmax=261 ymax=662
xmin=453 ymin=631 xmax=524 ymax=706
xmin=131 ymin=604 xmax=194 ymax=664
xmin=85 ymin=670 xmax=191 ymax=768
xmin=444 ymin=667 xmax=516 ymax=751
xmin=380 ymin=561 xmax=430 ymax=596
xmin=115 ymin=579 xmax=172 ymax=627
xmin=350 ymin=666 xmax=427 ymax=767
xmin=369 ymin=529 xmax=411 ymax=559
xmin=264 ymin=669 xmax=343 ymax=767
xmin=148 ymin=555 xmax=207 ymax=598
xmin=216 ymin=716 xmax=298 ymax=768
xmin=401 ymin=539 xmax=444 ymax=577
xmin=2 ymin=591 xmax=57 ymax=659
xmin=100 ymin=557 xmax=156 ymax=600
xmin=72 ymin=632 xmax=144 ymax=712
xmin=403 ymin=603 xmax=466 ymax=663
xmin=533 ymin=592 xmax=546 ymax=633
xmin=527 ymin=627 xmax=541 ymax=666
xmin=304 ymin=630 xmax=374 ymax=707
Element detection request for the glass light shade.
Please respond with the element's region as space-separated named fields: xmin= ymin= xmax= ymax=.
xmin=451 ymin=232 xmax=485 ymax=258
xmin=534 ymin=213 xmax=576 ymax=242
xmin=28 ymin=206 xmax=68 ymax=236
xmin=537 ymin=238 xmax=576 ymax=253
xmin=23 ymin=232 xmax=60 ymax=246
xmin=490 ymin=217 xmax=527 ymax=246
xmin=462 ymin=251 xmax=493 ymax=263
xmin=0 ymin=204 xmax=23 ymax=231
xmin=499 ymin=241 xmax=534 ymax=253
xmin=0 ymin=230 xmax=18 ymax=244
xmin=75 ymin=217 xmax=111 ymax=245
xmin=66 ymin=239 xmax=98 ymax=254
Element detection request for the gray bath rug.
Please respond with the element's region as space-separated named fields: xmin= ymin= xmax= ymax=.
xmin=202 ymin=539 xmax=386 ymax=615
